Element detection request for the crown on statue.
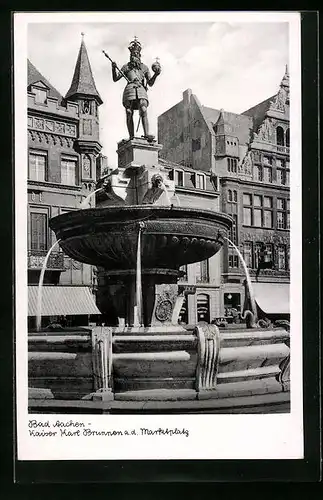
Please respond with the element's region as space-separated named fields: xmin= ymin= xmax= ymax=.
xmin=128 ymin=36 xmax=142 ymax=57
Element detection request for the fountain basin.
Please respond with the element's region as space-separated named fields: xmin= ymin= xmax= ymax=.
xmin=49 ymin=206 xmax=232 ymax=272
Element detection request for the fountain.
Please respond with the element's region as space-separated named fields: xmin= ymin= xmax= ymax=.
xmin=36 ymin=239 xmax=61 ymax=331
xmin=28 ymin=38 xmax=290 ymax=411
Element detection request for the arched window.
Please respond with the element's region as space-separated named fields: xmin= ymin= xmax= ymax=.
xmin=228 ymin=189 xmax=232 ymax=201
xmin=285 ymin=128 xmax=290 ymax=147
xmin=276 ymin=126 xmax=285 ymax=146
xmin=197 ymin=294 xmax=210 ymax=323
xmin=233 ymin=190 xmax=237 ymax=202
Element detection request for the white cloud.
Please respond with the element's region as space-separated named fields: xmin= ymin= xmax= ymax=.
xmin=28 ymin=19 xmax=288 ymax=167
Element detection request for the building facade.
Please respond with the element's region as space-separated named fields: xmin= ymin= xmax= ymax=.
xmin=159 ymin=158 xmax=222 ymax=324
xmin=158 ymin=68 xmax=290 ymax=320
xmin=27 ymin=37 xmax=103 ymax=328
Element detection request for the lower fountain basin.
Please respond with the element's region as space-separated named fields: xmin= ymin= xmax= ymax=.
xmin=49 ymin=205 xmax=232 ymax=271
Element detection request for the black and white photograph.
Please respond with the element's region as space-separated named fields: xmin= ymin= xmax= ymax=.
xmin=14 ymin=11 xmax=303 ymax=461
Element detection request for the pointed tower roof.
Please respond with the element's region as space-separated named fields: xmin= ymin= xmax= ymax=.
xmin=281 ymin=64 xmax=289 ymax=88
xmin=65 ymin=34 xmax=103 ymax=104
xmin=216 ymin=108 xmax=225 ymax=125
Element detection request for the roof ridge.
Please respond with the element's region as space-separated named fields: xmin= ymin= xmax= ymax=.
xmin=27 ymin=59 xmax=63 ymax=102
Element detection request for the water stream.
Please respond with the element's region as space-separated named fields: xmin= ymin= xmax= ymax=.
xmin=80 ymin=188 xmax=103 ymax=209
xmin=36 ymin=239 xmax=62 ymax=331
xmin=159 ymin=181 xmax=171 ymax=206
xmin=223 ymin=236 xmax=257 ymax=315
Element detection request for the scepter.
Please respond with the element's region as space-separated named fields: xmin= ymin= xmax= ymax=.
xmin=102 ymin=50 xmax=130 ymax=83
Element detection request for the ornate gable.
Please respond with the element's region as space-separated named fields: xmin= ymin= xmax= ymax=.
xmin=253 ymin=117 xmax=275 ymax=142
xmin=238 ymin=150 xmax=253 ymax=177
xmin=268 ymin=65 xmax=289 ymax=117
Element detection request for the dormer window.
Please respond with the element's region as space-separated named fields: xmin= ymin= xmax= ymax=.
xmin=30 ymin=82 xmax=48 ymax=104
xmin=175 ymin=169 xmax=184 ymax=187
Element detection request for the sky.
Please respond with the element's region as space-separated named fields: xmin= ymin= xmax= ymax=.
xmin=27 ymin=18 xmax=289 ymax=167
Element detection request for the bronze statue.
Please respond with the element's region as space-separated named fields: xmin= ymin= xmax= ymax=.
xmin=103 ymin=38 xmax=161 ymax=141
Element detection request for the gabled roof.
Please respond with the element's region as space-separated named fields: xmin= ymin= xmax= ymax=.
xmin=201 ymin=106 xmax=253 ymax=145
xmin=65 ymin=38 xmax=102 ymax=104
xmin=28 ymin=59 xmax=63 ymax=102
xmin=241 ymin=95 xmax=276 ymax=132
xmin=159 ymin=157 xmax=211 ymax=175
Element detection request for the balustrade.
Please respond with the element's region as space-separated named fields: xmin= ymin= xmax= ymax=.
xmin=27 ymin=250 xmax=65 ymax=270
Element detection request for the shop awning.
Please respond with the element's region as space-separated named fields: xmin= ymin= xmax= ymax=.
xmin=28 ymin=286 xmax=101 ymax=316
xmin=252 ymin=282 xmax=290 ymax=315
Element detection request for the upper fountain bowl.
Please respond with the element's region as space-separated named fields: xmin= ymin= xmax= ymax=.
xmin=49 ymin=206 xmax=232 ymax=272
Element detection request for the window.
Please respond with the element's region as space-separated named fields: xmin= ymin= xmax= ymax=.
xmin=264 ymin=196 xmax=273 ymax=208
xmin=227 ymin=158 xmax=238 ymax=173
xmin=61 ymin=158 xmax=77 ymax=185
xmin=277 ymin=169 xmax=286 ymax=185
xmin=276 ymin=126 xmax=285 ymax=146
xmin=175 ymin=170 xmax=184 ymax=187
xmin=229 ymin=214 xmax=238 ymax=244
xmin=276 ymin=158 xmax=284 ymax=168
xmin=29 ymin=151 xmax=47 ymax=181
xmin=256 ymin=165 xmax=263 ymax=181
xmin=254 ymin=242 xmax=273 ymax=269
xmin=243 ymin=242 xmax=253 ymax=268
xmin=227 ymin=191 xmax=238 ymax=243
xmin=263 ymin=210 xmax=273 ymax=228
xmin=265 ymin=243 xmax=273 ymax=263
xmin=33 ymin=87 xmax=47 ymax=104
xmin=253 ymin=208 xmax=262 ymax=226
xmin=278 ymin=245 xmax=286 ymax=270
xmin=243 ymin=207 xmax=252 ymax=226
xmin=243 ymin=193 xmax=273 ymax=228
xmin=285 ymin=128 xmax=290 ymax=147
xmin=228 ymin=248 xmax=239 ymax=268
xmin=196 ymin=259 xmax=209 ymax=283
xmin=224 ymin=293 xmax=241 ymax=314
xmin=263 ymin=156 xmax=272 ymax=166
xmin=263 ymin=167 xmax=272 ymax=183
xmin=243 ymin=193 xmax=252 ymax=205
xmin=254 ymin=195 xmax=262 ymax=207
xmin=196 ymin=173 xmax=205 ymax=190
xmin=277 ymin=212 xmax=285 ymax=229
xmin=197 ymin=294 xmax=210 ymax=323
xmin=254 ymin=242 xmax=263 ymax=269
xmin=30 ymin=212 xmax=48 ymax=251
xmin=277 ymin=198 xmax=290 ymax=230
xmin=168 ymin=169 xmax=174 ymax=181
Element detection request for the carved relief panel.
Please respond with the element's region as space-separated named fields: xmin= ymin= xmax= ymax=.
xmin=83 ymin=119 xmax=92 ymax=135
xmin=82 ymin=154 xmax=92 ymax=179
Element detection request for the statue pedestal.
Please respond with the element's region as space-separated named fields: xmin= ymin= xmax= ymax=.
xmin=116 ymin=138 xmax=174 ymax=205
xmin=117 ymin=137 xmax=163 ymax=171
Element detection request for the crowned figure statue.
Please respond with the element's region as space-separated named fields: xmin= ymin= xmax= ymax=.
xmin=109 ymin=37 xmax=161 ymax=141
